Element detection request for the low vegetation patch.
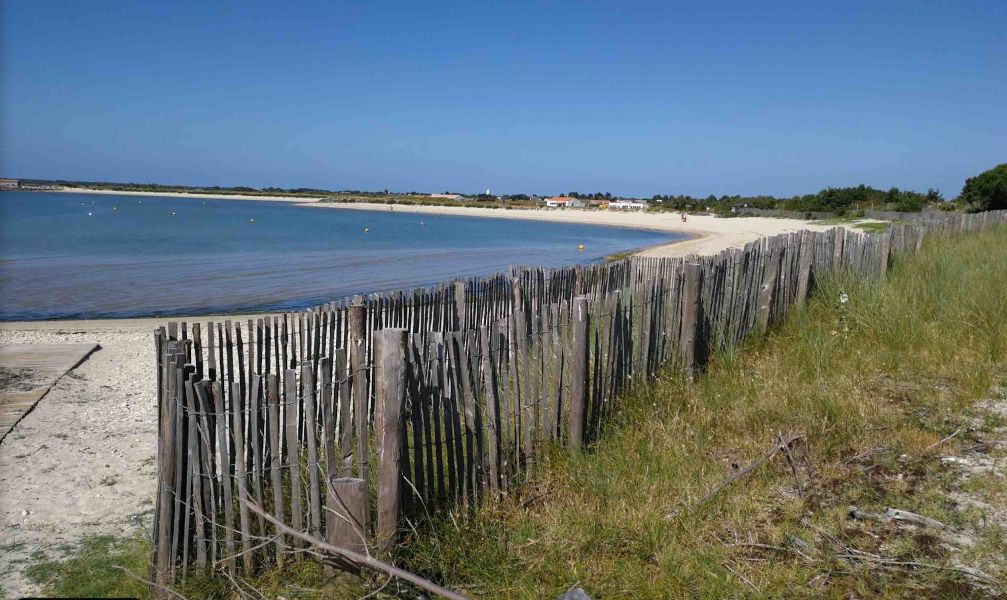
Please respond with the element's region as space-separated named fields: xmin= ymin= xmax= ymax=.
xmin=398 ymin=227 xmax=1007 ymax=598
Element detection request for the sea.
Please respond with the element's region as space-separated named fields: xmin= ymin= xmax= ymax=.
xmin=0 ymin=191 xmax=681 ymax=320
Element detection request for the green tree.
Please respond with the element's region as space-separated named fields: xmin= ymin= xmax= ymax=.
xmin=960 ymin=164 xmax=1007 ymax=212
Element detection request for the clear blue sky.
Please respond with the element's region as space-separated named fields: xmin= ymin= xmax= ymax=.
xmin=2 ymin=1 xmax=1004 ymax=198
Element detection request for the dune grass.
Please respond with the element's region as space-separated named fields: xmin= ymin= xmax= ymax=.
xmin=21 ymin=227 xmax=1007 ymax=599
xmin=397 ymin=227 xmax=1007 ymax=598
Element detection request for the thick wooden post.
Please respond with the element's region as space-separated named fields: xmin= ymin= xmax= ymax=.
xmin=568 ymin=296 xmax=590 ymax=450
xmin=325 ymin=477 xmax=369 ymax=574
xmin=374 ymin=328 xmax=407 ymax=554
xmin=680 ymin=263 xmax=701 ymax=379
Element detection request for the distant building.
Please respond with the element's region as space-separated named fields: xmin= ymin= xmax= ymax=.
xmin=544 ymin=196 xmax=585 ymax=208
xmin=430 ymin=193 xmax=463 ymax=201
xmin=587 ymin=199 xmax=611 ymax=209
xmin=0 ymin=178 xmax=19 ymax=190
xmin=610 ymin=201 xmax=646 ymax=210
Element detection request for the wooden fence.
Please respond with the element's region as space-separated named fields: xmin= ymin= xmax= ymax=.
xmin=150 ymin=210 xmax=1007 ymax=594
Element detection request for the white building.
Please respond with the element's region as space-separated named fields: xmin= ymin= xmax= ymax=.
xmin=544 ymin=196 xmax=586 ymax=208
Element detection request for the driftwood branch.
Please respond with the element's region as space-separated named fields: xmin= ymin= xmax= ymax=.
xmin=241 ymin=498 xmax=469 ymax=600
xmin=694 ymin=433 xmax=806 ymax=510
xmin=918 ymin=427 xmax=965 ymax=459
xmin=778 ymin=433 xmax=804 ymax=498
xmin=848 ymin=506 xmax=946 ymax=530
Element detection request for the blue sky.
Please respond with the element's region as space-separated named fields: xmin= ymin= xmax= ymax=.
xmin=2 ymin=1 xmax=1004 ymax=198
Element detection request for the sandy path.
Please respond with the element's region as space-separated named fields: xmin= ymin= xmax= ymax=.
xmin=1 ymin=191 xmax=835 ymax=596
xmin=0 ymin=325 xmax=157 ymax=597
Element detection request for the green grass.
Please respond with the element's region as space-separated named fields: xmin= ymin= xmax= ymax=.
xmin=24 ymin=536 xmax=152 ymax=599
xmin=22 ymin=534 xmax=368 ymax=599
xmin=396 ymin=226 xmax=1007 ymax=598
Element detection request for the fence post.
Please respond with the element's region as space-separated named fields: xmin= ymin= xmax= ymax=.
xmin=680 ymin=263 xmax=701 ymax=379
xmin=568 ymin=296 xmax=590 ymax=450
xmin=374 ymin=328 xmax=408 ymax=554
xmin=325 ymin=477 xmax=369 ymax=574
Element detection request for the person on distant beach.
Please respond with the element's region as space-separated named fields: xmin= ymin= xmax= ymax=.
xmin=681 ymin=213 xmax=687 ymax=222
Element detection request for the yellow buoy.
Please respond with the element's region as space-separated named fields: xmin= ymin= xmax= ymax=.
xmin=578 ymin=244 xmax=585 ymax=251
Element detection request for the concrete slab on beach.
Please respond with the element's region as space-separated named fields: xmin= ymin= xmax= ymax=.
xmin=0 ymin=343 xmax=100 ymax=441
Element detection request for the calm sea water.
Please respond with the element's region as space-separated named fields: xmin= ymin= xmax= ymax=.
xmin=0 ymin=192 xmax=680 ymax=320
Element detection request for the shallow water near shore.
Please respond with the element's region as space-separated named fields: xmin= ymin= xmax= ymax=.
xmin=0 ymin=192 xmax=679 ymax=320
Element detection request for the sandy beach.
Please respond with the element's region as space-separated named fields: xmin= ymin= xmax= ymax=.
xmin=54 ymin=187 xmax=833 ymax=258
xmin=0 ymin=190 xmax=834 ymax=597
xmin=58 ymin=186 xmax=323 ymax=203
xmin=306 ymin=200 xmax=834 ymax=258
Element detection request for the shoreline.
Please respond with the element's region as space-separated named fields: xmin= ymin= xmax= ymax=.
xmin=49 ymin=186 xmax=325 ymax=203
xmin=4 ymin=188 xmax=832 ymax=327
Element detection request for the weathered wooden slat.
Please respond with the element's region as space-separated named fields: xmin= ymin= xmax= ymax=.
xmin=229 ymin=381 xmax=254 ymax=574
xmin=374 ymin=328 xmax=408 ymax=553
xmin=568 ymin=296 xmax=589 ymax=450
xmin=301 ymin=365 xmax=323 ymax=540
xmin=265 ymin=374 xmax=285 ymax=564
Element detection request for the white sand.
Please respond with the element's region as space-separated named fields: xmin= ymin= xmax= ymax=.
xmin=58 ymin=186 xmax=323 ymax=203
xmin=0 ymin=191 xmax=836 ymax=596
xmin=305 ymin=201 xmax=834 ymax=258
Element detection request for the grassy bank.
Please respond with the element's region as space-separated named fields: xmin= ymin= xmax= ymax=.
xmin=399 ymin=227 xmax=1007 ymax=598
xmin=22 ymin=228 xmax=1007 ymax=598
